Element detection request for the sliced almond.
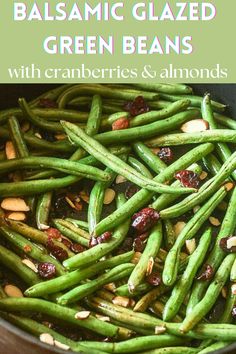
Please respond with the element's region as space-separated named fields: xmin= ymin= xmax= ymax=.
xmin=181 ymin=119 xmax=209 ymax=133
xmin=174 ymin=221 xmax=186 ymax=237
xmin=54 ymin=340 xmax=70 ymax=350
xmin=193 ymin=205 xmax=201 ymax=214
xmin=103 ymin=283 xmax=116 ymax=292
xmin=7 ymin=212 xmax=26 ymax=221
xmin=116 ymin=175 xmax=127 ymax=184
xmin=22 ymin=259 xmax=38 ymax=273
xmin=231 ymin=283 xmax=236 ymax=295
xmin=5 ymin=141 xmax=16 ymax=160
xmin=227 ymin=236 xmax=236 ymax=249
xmin=224 ymin=182 xmax=235 ymax=192
xmin=155 ymin=325 xmax=166 ymax=334
xmin=131 ymin=252 xmax=142 ymax=265
xmin=209 ymin=216 xmax=221 ymax=226
xmin=146 ymin=257 xmax=154 ymax=276
xmin=35 ymin=132 xmax=42 ymax=139
xmin=1 ymin=197 xmax=30 ymax=212
xmin=38 ymin=223 xmax=50 ymax=231
xmin=39 ymin=333 xmax=54 ymax=346
xmin=4 ymin=284 xmax=23 ymax=298
xmin=185 ymin=239 xmax=196 ymax=255
xmin=221 ymin=286 xmax=227 ymax=299
xmin=103 ymin=188 xmax=116 ymax=205
xmin=199 ymin=171 xmax=208 ymax=180
xmin=75 ymin=311 xmax=91 ymax=320
xmin=55 ymin=133 xmax=66 ymax=141
xmin=95 ymin=315 xmax=110 ymax=322
xmin=112 ymin=296 xmax=130 ymax=308
xmin=79 ymin=191 xmax=90 ymax=204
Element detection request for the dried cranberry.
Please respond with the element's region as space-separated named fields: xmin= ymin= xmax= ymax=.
xmin=89 ymin=232 xmax=112 ymax=248
xmin=133 ymin=237 xmax=145 ymax=252
xmin=45 ymin=228 xmax=62 ymax=240
xmin=46 ymin=240 xmax=68 ymax=261
xmin=61 ymin=237 xmax=73 ymax=249
xmin=112 ymin=117 xmax=129 ymax=131
xmin=125 ymin=185 xmax=140 ymax=199
xmin=175 ymin=170 xmax=200 ymax=189
xmin=38 ymin=262 xmax=56 ymax=279
xmin=39 ymin=98 xmax=58 ymax=108
xmin=117 ymin=237 xmax=133 ymax=254
xmin=219 ymin=237 xmax=236 ymax=253
xmin=138 ymin=232 xmax=150 ymax=241
xmin=197 ymin=264 xmax=214 ymax=281
xmin=157 ymin=148 xmax=173 ymax=163
xmin=124 ymin=96 xmax=150 ymax=117
xmin=232 ymin=307 xmax=236 ymax=319
xmin=132 ymin=208 xmax=160 ymax=234
xmin=146 ymin=272 xmax=161 ymax=286
xmin=71 ymin=243 xmax=85 ymax=253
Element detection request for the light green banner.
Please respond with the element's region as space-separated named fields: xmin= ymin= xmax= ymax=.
xmin=0 ymin=0 xmax=235 ymax=83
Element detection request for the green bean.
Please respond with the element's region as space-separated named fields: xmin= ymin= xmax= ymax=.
xmin=0 ymin=297 xmax=120 ymax=338
xmin=133 ymin=141 xmax=166 ymax=174
xmin=162 ymin=185 xmax=228 ymax=286
xmin=220 ymin=285 xmax=236 ymax=323
xmin=140 ymin=347 xmax=198 ymax=354
xmin=133 ymin=83 xmax=193 ymax=94
xmin=0 ymin=244 xmax=40 ymax=285
xmin=133 ymin=285 xmax=169 ymax=313
xmin=65 ymin=218 xmax=89 ymax=231
xmin=202 ymin=94 xmax=236 ymax=180
xmin=8 ymin=116 xmax=29 ymax=158
xmin=0 ymin=156 xmax=111 ymax=182
xmin=163 ymin=229 xmax=211 ymax=321
xmin=128 ymin=222 xmax=162 ymax=292
xmin=86 ymin=95 xmax=102 ymax=136
xmin=115 ymin=283 xmax=152 ymax=297
xmin=146 ymin=129 xmax=236 ymax=147
xmin=57 ymin=263 xmax=134 ymax=305
xmin=151 ymin=164 xmax=202 ymax=211
xmin=149 ymin=300 xmax=183 ymax=323
xmin=103 ymin=111 xmax=129 ymax=127
xmin=230 ymin=258 xmax=236 ymax=281
xmin=0 ymin=226 xmax=66 ymax=276
xmin=129 ymin=99 xmax=191 ymax=127
xmin=63 ymin=193 xmax=130 ymax=270
xmin=202 ymin=153 xmax=222 ymax=176
xmin=128 ymin=156 xmax=153 ymax=178
xmin=62 ymin=121 xmax=195 ymax=195
xmin=94 ymin=143 xmax=214 ymax=236
xmin=197 ymin=342 xmax=231 ymax=354
xmin=160 ymin=152 xmax=236 ymax=219
xmin=58 ymin=84 xmax=159 ymax=109
xmin=36 ymin=191 xmax=52 ymax=230
xmin=52 ymin=219 xmax=89 ymax=247
xmin=5 ymin=219 xmax=74 ymax=258
xmin=25 ymin=251 xmax=134 ymax=297
xmin=87 ymin=296 xmax=236 ymax=341
xmin=32 ymin=107 xmax=89 ymax=122
xmin=180 ymin=254 xmax=236 ymax=333
xmin=88 ymin=167 xmax=117 ymax=234
xmin=215 ymin=113 xmax=236 ymax=130
xmin=163 ymin=220 xmax=176 ymax=250
xmin=29 ymin=84 xmax=72 ymax=107
xmin=94 ymin=109 xmax=200 ymax=145
xmin=187 ymin=186 xmax=236 ymax=314
xmin=159 ymin=93 xmax=226 ymax=112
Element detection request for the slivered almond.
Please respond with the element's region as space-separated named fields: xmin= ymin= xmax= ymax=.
xmin=75 ymin=311 xmax=90 ymax=320
xmin=103 ymin=283 xmax=116 ymax=292
xmin=39 ymin=333 xmax=54 ymax=346
xmin=7 ymin=212 xmax=26 ymax=221
xmin=54 ymin=340 xmax=70 ymax=350
xmin=181 ymin=119 xmax=209 ymax=133
xmin=231 ymin=283 xmax=236 ymax=295
xmin=4 ymin=284 xmax=23 ymax=298
xmin=174 ymin=221 xmax=186 ymax=237
xmin=227 ymin=236 xmax=236 ymax=249
xmin=131 ymin=252 xmax=142 ymax=265
xmin=155 ymin=325 xmax=166 ymax=334
xmin=112 ymin=296 xmax=130 ymax=308
xmin=38 ymin=223 xmax=50 ymax=230
xmin=95 ymin=315 xmax=110 ymax=322
xmin=22 ymin=259 xmax=38 ymax=273
xmin=209 ymin=216 xmax=221 ymax=226
xmin=224 ymin=182 xmax=235 ymax=192
xmin=116 ymin=175 xmax=127 ymax=184
xmin=199 ymin=171 xmax=208 ymax=180
xmin=55 ymin=133 xmax=66 ymax=141
xmin=185 ymin=239 xmax=196 ymax=255
xmin=5 ymin=141 xmax=16 ymax=160
xmin=1 ymin=197 xmax=30 ymax=212
xmin=79 ymin=191 xmax=90 ymax=203
xmin=103 ymin=189 xmax=116 ymax=205
xmin=221 ymin=286 xmax=227 ymax=299
xmin=193 ymin=205 xmax=201 ymax=214
xmin=35 ymin=133 xmax=42 ymax=139
xmin=146 ymin=257 xmax=154 ymax=276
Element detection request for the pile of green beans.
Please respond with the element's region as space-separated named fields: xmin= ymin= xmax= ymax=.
xmin=0 ymin=83 xmax=236 ymax=354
